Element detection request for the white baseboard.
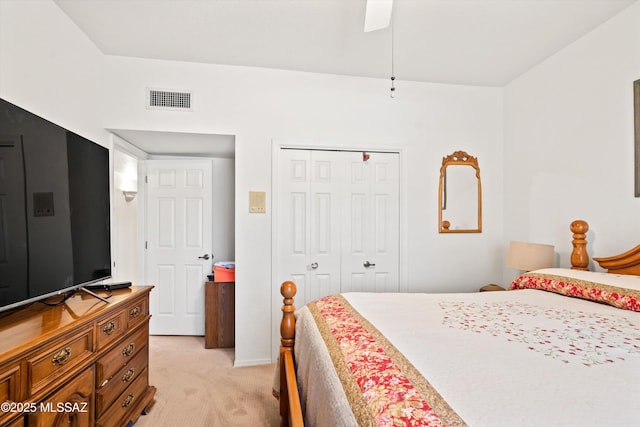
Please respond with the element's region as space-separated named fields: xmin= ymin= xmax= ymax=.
xmin=234 ymin=358 xmax=273 ymax=367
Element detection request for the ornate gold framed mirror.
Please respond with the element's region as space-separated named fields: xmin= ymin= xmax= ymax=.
xmin=438 ymin=150 xmax=482 ymax=233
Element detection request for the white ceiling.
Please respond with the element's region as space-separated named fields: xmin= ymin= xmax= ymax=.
xmin=53 ymin=0 xmax=636 ymax=154
xmin=55 ymin=0 xmax=635 ymax=86
xmin=112 ymin=130 xmax=235 ymax=158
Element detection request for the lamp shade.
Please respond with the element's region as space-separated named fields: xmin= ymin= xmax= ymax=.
xmin=506 ymin=241 xmax=555 ymax=271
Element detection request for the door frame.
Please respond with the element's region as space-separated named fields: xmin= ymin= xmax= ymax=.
xmin=270 ymin=139 xmax=408 ymax=360
xmin=110 ymin=136 xmax=150 ymax=286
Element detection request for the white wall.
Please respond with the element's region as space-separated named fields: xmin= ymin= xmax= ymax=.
xmin=504 ymin=2 xmax=640 ymax=280
xmin=112 ymin=144 xmax=140 ymax=283
xmin=0 ymin=0 xmax=108 ymax=148
xmin=212 ymin=158 xmax=235 ymax=263
xmin=101 ymin=57 xmax=504 ymax=364
xmin=1 ymin=0 xmax=504 ymax=365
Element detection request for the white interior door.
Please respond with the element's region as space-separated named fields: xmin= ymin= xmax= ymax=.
xmin=146 ymin=159 xmax=212 ymax=335
xmin=341 ymin=151 xmax=399 ymax=292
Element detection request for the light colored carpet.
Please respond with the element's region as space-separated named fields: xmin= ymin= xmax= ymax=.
xmin=134 ymin=335 xmax=280 ymax=427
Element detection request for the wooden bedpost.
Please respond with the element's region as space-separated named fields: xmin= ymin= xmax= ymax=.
xmin=570 ymin=219 xmax=589 ymax=270
xmin=280 ymin=280 xmax=296 ymax=350
xmin=279 ymin=281 xmax=303 ymax=427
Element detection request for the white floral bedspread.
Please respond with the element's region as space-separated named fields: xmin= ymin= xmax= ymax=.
xmin=293 ymin=271 xmax=640 ymax=426
xmin=439 ymin=300 xmax=640 ymax=366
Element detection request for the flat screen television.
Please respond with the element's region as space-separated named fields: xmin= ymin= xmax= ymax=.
xmin=0 ymin=97 xmax=111 ymax=313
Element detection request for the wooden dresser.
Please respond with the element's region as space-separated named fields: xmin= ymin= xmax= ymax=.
xmin=0 ymin=286 xmax=156 ymax=427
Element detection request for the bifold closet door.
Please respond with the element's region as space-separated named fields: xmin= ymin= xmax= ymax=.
xmin=340 ymin=151 xmax=400 ymax=293
xmin=277 ymin=149 xmax=343 ymax=306
xmin=277 ymin=149 xmax=400 ymax=306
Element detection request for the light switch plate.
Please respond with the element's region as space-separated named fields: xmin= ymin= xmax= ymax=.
xmin=34 ymin=192 xmax=55 ymax=217
xmin=249 ymin=191 xmax=266 ymax=213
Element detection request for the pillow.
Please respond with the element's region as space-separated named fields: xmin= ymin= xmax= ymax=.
xmin=510 ymin=268 xmax=640 ymax=311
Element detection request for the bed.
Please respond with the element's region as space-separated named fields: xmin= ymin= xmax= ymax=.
xmin=276 ymin=220 xmax=640 ymax=426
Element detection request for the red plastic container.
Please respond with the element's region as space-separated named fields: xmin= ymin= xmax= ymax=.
xmin=213 ymin=262 xmax=235 ymax=283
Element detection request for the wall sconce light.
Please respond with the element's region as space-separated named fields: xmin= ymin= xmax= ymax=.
xmin=122 ymin=191 xmax=137 ymax=202
xmin=506 ymin=241 xmax=555 ymax=272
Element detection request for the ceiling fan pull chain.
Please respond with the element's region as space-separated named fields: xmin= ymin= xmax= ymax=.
xmin=390 ymin=17 xmax=395 ymax=98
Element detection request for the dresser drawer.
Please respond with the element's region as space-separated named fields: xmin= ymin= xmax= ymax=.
xmin=126 ymin=297 xmax=148 ymax=329
xmin=0 ymin=363 xmax=21 ymax=403
xmin=96 ymin=323 xmax=148 ymax=385
xmin=0 ymin=363 xmax=21 ymax=424
xmin=96 ymin=369 xmax=148 ymax=427
xmin=28 ymin=365 xmax=94 ymax=427
xmin=96 ymin=309 xmax=127 ymax=350
xmin=27 ymin=327 xmax=94 ymax=396
xmin=96 ymin=347 xmax=148 ymax=416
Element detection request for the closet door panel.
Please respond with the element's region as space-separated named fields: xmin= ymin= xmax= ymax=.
xmin=309 ymin=151 xmax=343 ymax=300
xmin=277 ymin=150 xmax=342 ymax=306
xmin=341 ymin=151 xmax=399 ymax=293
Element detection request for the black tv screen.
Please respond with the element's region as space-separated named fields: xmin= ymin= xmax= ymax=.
xmin=0 ymin=98 xmax=111 ymax=313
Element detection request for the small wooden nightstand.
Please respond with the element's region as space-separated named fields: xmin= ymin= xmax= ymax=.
xmin=479 ymin=284 xmax=506 ymax=292
xmin=205 ymin=281 xmax=235 ymax=348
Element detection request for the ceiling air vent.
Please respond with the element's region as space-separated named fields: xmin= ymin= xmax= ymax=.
xmin=146 ymin=88 xmax=193 ymax=111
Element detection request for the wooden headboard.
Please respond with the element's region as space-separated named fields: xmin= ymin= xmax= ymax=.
xmin=570 ymin=219 xmax=640 ymax=276
xmin=593 ymin=245 xmax=640 ymax=276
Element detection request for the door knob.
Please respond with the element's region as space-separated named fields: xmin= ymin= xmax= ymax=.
xmin=363 ymin=261 xmax=376 ymax=268
xmin=198 ymin=254 xmax=210 ymax=260
xmin=310 ymin=262 xmax=319 ymax=269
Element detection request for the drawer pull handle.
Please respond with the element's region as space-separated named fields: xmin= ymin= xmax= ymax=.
xmin=103 ymin=321 xmax=116 ymax=335
xmin=130 ymin=306 xmax=141 ymax=318
xmin=122 ymin=393 xmax=135 ymax=408
xmin=123 ymin=343 xmax=135 ymax=357
xmin=122 ymin=368 xmax=135 ymax=382
xmin=52 ymin=347 xmax=72 ymax=365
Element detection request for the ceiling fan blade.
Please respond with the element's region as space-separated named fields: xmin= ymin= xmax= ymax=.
xmin=364 ymin=0 xmax=394 ymax=32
